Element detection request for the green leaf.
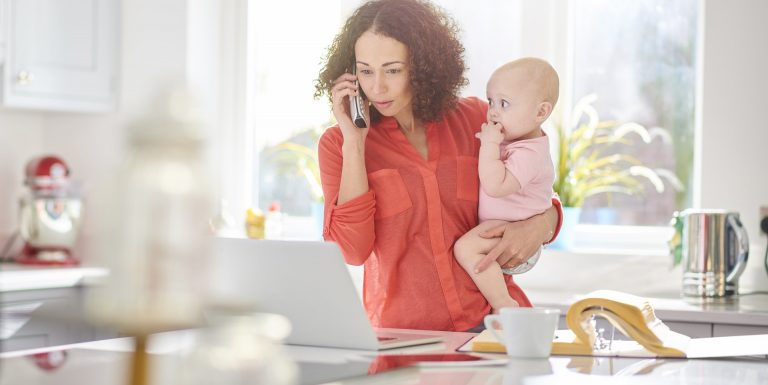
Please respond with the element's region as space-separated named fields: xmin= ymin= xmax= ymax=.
xmin=552 ymin=94 xmax=682 ymax=210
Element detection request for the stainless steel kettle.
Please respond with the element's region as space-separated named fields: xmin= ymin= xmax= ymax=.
xmin=677 ymin=209 xmax=749 ymax=300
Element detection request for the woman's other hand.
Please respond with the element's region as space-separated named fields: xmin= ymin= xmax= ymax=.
xmin=473 ymin=207 xmax=557 ymax=273
xmin=331 ymin=72 xmax=370 ymax=142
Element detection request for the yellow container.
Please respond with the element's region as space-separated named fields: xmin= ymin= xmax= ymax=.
xmin=245 ymin=208 xmax=265 ymax=240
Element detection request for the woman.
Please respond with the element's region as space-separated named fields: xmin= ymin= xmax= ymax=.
xmin=314 ymin=0 xmax=562 ymax=332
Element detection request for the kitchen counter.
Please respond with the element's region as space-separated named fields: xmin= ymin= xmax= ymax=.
xmin=0 ymin=263 xmax=108 ymax=292
xmin=2 ymin=265 xmax=768 ymax=384
xmin=528 ymin=289 xmax=768 ymax=340
xmin=0 ymin=264 xmax=113 ymax=351
xmin=2 ymin=328 xmax=767 ymax=385
xmin=2 ymin=263 xmax=767 ymax=329
xmin=528 ymin=290 xmax=768 ymax=327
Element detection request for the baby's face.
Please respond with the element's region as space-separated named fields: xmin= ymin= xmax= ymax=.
xmin=486 ymin=69 xmax=542 ymax=142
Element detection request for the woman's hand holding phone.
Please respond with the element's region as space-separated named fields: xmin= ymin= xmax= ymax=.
xmin=330 ymin=71 xmax=372 ymax=206
xmin=331 ymin=72 xmax=370 ymax=143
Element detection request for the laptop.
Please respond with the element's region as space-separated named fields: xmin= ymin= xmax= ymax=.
xmin=209 ymin=238 xmax=443 ymax=350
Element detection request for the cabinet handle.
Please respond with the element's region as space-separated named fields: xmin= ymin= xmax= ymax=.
xmin=17 ymin=70 xmax=34 ymax=85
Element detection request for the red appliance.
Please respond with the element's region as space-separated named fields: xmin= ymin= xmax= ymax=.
xmin=16 ymin=155 xmax=82 ymax=265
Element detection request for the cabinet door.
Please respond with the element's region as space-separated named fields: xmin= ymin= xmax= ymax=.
xmin=0 ymin=0 xmax=5 ymax=64
xmin=564 ymin=318 xmax=713 ymax=341
xmin=1 ymin=287 xmax=117 ymax=352
xmin=665 ymin=321 xmax=712 ymax=338
xmin=2 ymin=0 xmax=117 ymax=111
xmin=712 ymin=324 xmax=768 ymax=337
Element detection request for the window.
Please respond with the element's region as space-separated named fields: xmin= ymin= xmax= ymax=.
xmin=570 ymin=0 xmax=698 ymax=226
xmin=557 ymin=0 xmax=698 ymax=253
xmin=247 ymin=2 xmax=343 ymax=239
xmin=241 ymin=1 xmax=698 ymax=244
xmin=436 ymin=0 xmax=698 ymax=240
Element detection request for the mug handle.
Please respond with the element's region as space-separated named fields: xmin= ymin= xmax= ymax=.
xmin=725 ymin=215 xmax=750 ymax=284
xmin=483 ymin=314 xmax=505 ymax=348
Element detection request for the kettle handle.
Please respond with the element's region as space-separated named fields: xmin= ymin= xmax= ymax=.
xmin=725 ymin=215 xmax=749 ymax=284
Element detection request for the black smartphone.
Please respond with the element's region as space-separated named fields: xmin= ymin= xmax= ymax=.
xmin=350 ymin=67 xmax=367 ymax=128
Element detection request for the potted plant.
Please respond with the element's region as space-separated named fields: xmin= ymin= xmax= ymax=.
xmin=550 ymin=94 xmax=682 ymax=249
xmin=268 ymin=141 xmax=323 ymax=203
xmin=262 ymin=126 xmax=325 ymax=238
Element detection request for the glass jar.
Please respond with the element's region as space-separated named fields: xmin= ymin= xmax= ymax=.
xmin=178 ymin=313 xmax=297 ymax=385
xmin=87 ymin=89 xmax=213 ymax=333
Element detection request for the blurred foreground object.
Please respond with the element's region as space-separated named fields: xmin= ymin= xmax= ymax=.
xmin=178 ymin=313 xmax=297 ymax=385
xmin=87 ymin=88 xmax=213 ymax=385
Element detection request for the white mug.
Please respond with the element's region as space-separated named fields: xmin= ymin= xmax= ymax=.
xmin=483 ymin=307 xmax=560 ymax=358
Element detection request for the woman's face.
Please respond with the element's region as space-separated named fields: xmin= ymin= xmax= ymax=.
xmin=354 ymin=30 xmax=414 ymax=122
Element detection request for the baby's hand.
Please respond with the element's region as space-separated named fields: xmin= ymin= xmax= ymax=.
xmin=475 ymin=121 xmax=504 ymax=145
xmin=491 ymin=299 xmax=519 ymax=314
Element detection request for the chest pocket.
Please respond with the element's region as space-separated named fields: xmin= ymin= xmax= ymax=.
xmin=368 ymin=169 xmax=413 ymax=219
xmin=456 ymin=156 xmax=479 ymax=202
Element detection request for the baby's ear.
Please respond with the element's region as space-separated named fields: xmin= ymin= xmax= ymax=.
xmin=536 ymin=102 xmax=553 ymax=123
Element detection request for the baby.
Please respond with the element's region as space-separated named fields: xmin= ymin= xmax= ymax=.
xmin=454 ymin=57 xmax=558 ymax=313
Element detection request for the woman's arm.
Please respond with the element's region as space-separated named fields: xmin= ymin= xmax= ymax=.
xmin=473 ymin=198 xmax=563 ymax=273
xmin=319 ymin=130 xmax=376 ymax=265
xmin=318 ymin=72 xmax=378 ymax=265
xmin=337 ymin=137 xmax=369 ymax=205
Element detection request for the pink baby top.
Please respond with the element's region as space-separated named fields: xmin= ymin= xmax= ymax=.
xmin=478 ymin=134 xmax=555 ymax=222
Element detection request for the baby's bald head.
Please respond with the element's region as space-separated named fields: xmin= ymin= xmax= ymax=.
xmin=491 ymin=57 xmax=559 ymax=107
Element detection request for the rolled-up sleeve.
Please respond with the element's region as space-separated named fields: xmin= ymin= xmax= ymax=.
xmin=547 ymin=195 xmax=564 ymax=244
xmin=318 ymin=128 xmax=376 ymax=265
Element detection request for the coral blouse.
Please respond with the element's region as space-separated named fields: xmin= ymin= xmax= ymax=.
xmin=318 ymin=97 xmax=562 ymax=331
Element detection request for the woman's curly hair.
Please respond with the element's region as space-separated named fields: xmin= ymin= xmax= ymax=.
xmin=314 ymin=0 xmax=467 ymax=123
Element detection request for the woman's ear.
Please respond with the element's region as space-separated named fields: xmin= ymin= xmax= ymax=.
xmin=536 ymin=102 xmax=553 ymax=123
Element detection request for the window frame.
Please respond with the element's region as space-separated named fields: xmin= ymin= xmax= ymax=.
xmin=213 ymin=0 xmax=255 ymax=223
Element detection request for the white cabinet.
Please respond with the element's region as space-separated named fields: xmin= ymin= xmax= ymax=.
xmin=712 ymin=323 xmax=768 ymax=337
xmin=1 ymin=287 xmax=116 ymax=352
xmin=665 ymin=321 xmax=712 ymax=338
xmin=1 ymin=0 xmax=117 ymax=112
xmin=0 ymin=0 xmax=5 ymax=64
xmin=557 ymin=316 xmax=764 ymax=341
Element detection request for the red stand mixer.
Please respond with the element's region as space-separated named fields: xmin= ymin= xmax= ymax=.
xmin=16 ymin=155 xmax=82 ymax=265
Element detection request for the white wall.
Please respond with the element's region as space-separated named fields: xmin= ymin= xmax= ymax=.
xmin=0 ymin=111 xmax=44 ymax=242
xmin=0 ymin=0 xmax=207 ymax=262
xmin=699 ymin=0 xmax=768 ymax=291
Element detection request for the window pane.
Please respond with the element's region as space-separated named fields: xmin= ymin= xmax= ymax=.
xmin=250 ymin=3 xmax=341 ymax=220
xmin=571 ymin=0 xmax=698 ymax=226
